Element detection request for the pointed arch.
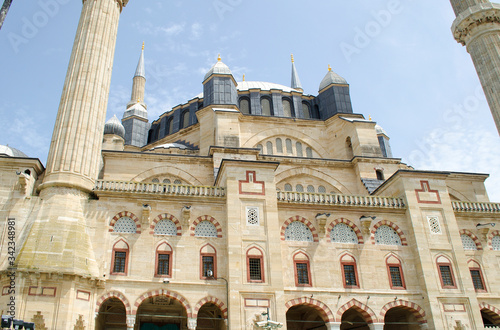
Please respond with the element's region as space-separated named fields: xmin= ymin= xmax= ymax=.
xmin=336 ymin=299 xmax=376 ymax=324
xmin=150 ymin=213 xmax=182 ymax=236
xmin=131 ymin=166 xmax=203 ymax=185
xmin=95 ymin=291 xmax=132 ymax=315
xmin=479 ymin=302 xmax=500 ymax=324
xmin=460 ymin=229 xmax=483 ymax=250
xmin=109 ymin=211 xmax=141 ymax=233
xmin=281 ymin=215 xmax=319 ymax=242
xmin=275 ymin=167 xmax=350 ymax=194
xmin=190 ymin=215 xmax=222 ymax=238
xmin=193 ymin=296 xmax=227 ymax=319
xmin=285 ymin=297 xmax=335 ymax=322
xmin=371 ymin=220 xmax=407 ymax=246
xmin=327 ymin=218 xmax=364 ymax=244
xmin=489 ymin=230 xmax=500 ymax=250
xmin=380 ymin=300 xmax=427 ymax=324
xmin=133 ymin=289 xmax=192 ymax=317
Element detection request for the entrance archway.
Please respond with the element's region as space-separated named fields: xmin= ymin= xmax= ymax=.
xmin=481 ymin=308 xmax=500 ymax=327
xmin=96 ymin=297 xmax=127 ymax=330
xmin=341 ymin=307 xmax=369 ymax=330
xmin=136 ymin=296 xmax=188 ymax=330
xmin=286 ymin=304 xmax=327 ymax=330
xmin=196 ymin=303 xmax=226 ymax=329
xmin=384 ymin=307 xmax=420 ymax=330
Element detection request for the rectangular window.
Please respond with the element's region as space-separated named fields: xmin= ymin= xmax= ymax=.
xmin=156 ymin=253 xmax=170 ymax=276
xmin=470 ymin=269 xmax=485 ymax=291
xmin=439 ymin=265 xmax=455 ymax=288
xmin=248 ymin=258 xmax=262 ymax=282
xmin=296 ymin=262 xmax=310 ymax=285
xmin=389 ymin=266 xmax=404 ymax=288
xmin=202 ymin=256 xmax=214 ymax=278
xmin=343 ymin=264 xmax=358 ymax=287
xmin=113 ymin=251 xmax=127 ymax=274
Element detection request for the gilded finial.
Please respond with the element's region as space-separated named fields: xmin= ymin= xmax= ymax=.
xmin=142 ymin=41 xmax=145 ymax=51
xmin=137 ymin=98 xmax=141 ymax=103
xmin=218 ymin=54 xmax=221 ymax=61
xmin=243 ymin=74 xmax=245 ymax=81
xmin=291 ymin=54 xmax=294 ymax=63
xmin=369 ymin=115 xmax=372 ymax=121
xmin=328 ymin=64 xmax=332 ymax=72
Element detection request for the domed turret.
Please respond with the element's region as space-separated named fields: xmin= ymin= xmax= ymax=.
xmin=319 ymin=65 xmax=347 ymax=91
xmin=203 ymin=54 xmax=233 ymax=82
xmin=374 ymin=121 xmax=392 ymax=158
xmin=203 ymin=54 xmax=237 ymax=107
xmin=104 ymin=115 xmax=126 ymax=138
xmin=0 ymin=144 xmax=28 ymax=157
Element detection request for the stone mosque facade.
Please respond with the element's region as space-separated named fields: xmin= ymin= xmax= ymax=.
xmin=1 ymin=0 xmax=500 ymax=329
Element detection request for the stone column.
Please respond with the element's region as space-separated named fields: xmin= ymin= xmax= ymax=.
xmin=325 ymin=322 xmax=341 ymax=329
xmin=42 ymin=0 xmax=128 ymax=193
xmin=126 ymin=315 xmax=136 ymax=330
xmin=187 ymin=318 xmax=197 ymax=330
xmin=370 ymin=323 xmax=384 ymax=330
xmin=451 ymin=1 xmax=500 ymax=134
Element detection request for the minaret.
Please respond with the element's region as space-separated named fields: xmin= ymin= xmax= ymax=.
xmin=290 ymin=54 xmax=303 ymax=92
xmin=16 ymin=0 xmax=128 ymax=277
xmin=451 ymin=0 xmax=500 ymax=134
xmin=123 ymin=43 xmax=150 ymax=147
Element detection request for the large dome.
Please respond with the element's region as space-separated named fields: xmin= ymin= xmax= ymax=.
xmin=0 ymin=145 xmax=28 ymax=157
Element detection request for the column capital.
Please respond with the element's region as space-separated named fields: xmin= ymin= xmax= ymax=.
xmin=452 ymin=3 xmax=500 ymax=45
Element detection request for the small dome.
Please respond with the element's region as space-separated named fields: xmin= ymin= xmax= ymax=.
xmin=0 ymin=144 xmax=28 ymax=157
xmin=319 ymin=66 xmax=347 ymax=91
xmin=104 ymin=115 xmax=125 ymax=138
xmin=203 ymin=57 xmax=233 ymax=82
xmin=123 ymin=103 xmax=148 ymax=120
xmin=375 ymin=124 xmax=388 ymax=137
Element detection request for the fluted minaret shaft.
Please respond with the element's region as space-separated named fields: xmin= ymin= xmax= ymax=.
xmin=130 ymin=45 xmax=146 ymax=104
xmin=43 ymin=0 xmax=127 ymax=192
xmin=451 ymin=0 xmax=500 ymax=134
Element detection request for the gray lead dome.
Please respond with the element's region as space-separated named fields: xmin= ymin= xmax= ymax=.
xmin=319 ymin=68 xmax=348 ymax=91
xmin=0 ymin=145 xmax=28 ymax=157
xmin=104 ymin=115 xmax=126 ymax=138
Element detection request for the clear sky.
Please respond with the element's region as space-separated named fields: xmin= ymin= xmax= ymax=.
xmin=1 ymin=1 xmax=499 ymax=200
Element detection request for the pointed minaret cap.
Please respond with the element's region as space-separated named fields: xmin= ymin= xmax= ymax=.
xmin=319 ymin=64 xmax=347 ymax=91
xmin=134 ymin=42 xmax=145 ymax=78
xmin=291 ymin=53 xmax=303 ymax=91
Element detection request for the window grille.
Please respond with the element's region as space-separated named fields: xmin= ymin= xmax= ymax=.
xmin=114 ymin=217 xmax=137 ymax=234
xmin=461 ymin=234 xmax=477 ymax=250
xmin=202 ymin=256 xmax=214 ymax=278
xmin=470 ymin=269 xmax=485 ymax=290
xmin=246 ymin=207 xmax=259 ymax=226
xmin=195 ymin=221 xmax=218 ymax=237
xmin=427 ymin=216 xmax=442 ymax=234
xmin=261 ymin=98 xmax=271 ymax=116
xmin=296 ymin=184 xmax=304 ymax=192
xmin=283 ymin=99 xmax=292 ymax=117
xmin=239 ymin=98 xmax=250 ymax=114
xmin=330 ymin=223 xmax=358 ymax=244
xmin=285 ymin=221 xmax=313 ymax=242
xmin=389 ymin=266 xmax=403 ymax=287
xmin=307 ymin=185 xmax=315 ymax=193
xmin=284 ymin=184 xmax=292 ymax=192
xmin=113 ymin=252 xmax=127 ymax=273
xmin=343 ymin=264 xmax=357 ymax=286
xmin=276 ymin=138 xmax=283 ymax=153
xmin=266 ymin=141 xmax=273 ymax=155
xmin=296 ymin=263 xmax=309 ymax=285
xmin=248 ymin=258 xmax=262 ymax=281
xmin=157 ymin=254 xmax=170 ymax=275
xmin=286 ymin=139 xmax=292 ymax=154
xmin=318 ymin=186 xmax=326 ymax=193
xmin=439 ymin=265 xmax=454 ymax=287
xmin=374 ymin=225 xmax=402 ymax=246
xmin=296 ymin=142 xmax=303 ymax=157
xmin=154 ymin=219 xmax=177 ymax=236
xmin=492 ymin=235 xmax=500 ymax=250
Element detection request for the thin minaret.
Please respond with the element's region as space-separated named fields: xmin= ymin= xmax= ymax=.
xmin=291 ymin=54 xmax=303 ymax=92
xmin=451 ymin=0 xmax=500 ymax=134
xmin=128 ymin=41 xmax=146 ymax=107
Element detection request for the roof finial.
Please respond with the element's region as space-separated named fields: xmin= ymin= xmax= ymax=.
xmin=328 ymin=64 xmax=332 ymax=72
xmin=291 ymin=53 xmax=294 ymax=63
xmin=142 ymin=41 xmax=145 ymax=51
xmin=369 ymin=115 xmax=372 ymax=121
xmin=243 ymin=74 xmax=245 ymax=81
xmin=218 ymin=54 xmax=221 ymax=61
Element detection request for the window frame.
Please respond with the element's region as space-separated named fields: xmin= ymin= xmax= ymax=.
xmin=246 ymin=248 xmax=265 ymax=283
xmin=155 ymin=251 xmax=172 ymax=278
xmin=200 ymin=252 xmax=216 ymax=280
xmin=469 ymin=267 xmax=487 ymax=292
xmin=111 ymin=249 xmax=129 ymax=276
xmin=437 ymin=260 xmax=457 ymax=289
xmin=239 ymin=97 xmax=250 ymax=114
xmin=293 ymin=254 xmax=312 ymax=287
xmin=386 ymin=263 xmax=406 ymax=290
xmin=341 ymin=261 xmax=359 ymax=288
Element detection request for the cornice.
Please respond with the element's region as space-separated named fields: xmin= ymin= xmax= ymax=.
xmin=452 ymin=3 xmax=500 ymax=46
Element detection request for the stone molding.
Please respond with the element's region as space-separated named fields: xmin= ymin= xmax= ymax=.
xmin=452 ymin=4 xmax=500 ymax=45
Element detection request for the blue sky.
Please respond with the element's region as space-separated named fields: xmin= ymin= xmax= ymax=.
xmin=1 ymin=1 xmax=499 ymax=201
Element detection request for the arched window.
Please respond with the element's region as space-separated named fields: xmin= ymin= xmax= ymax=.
xmin=318 ymin=186 xmax=326 ymax=193
xmin=173 ymin=179 xmax=182 ymax=184
xmin=247 ymin=247 xmax=264 ymax=283
xmin=276 ymin=138 xmax=283 ymax=153
xmin=257 ymin=144 xmax=263 ymax=154
xmin=386 ymin=255 xmax=405 ymax=289
xmin=376 ymin=170 xmax=385 ymax=180
xmin=461 ymin=234 xmax=477 ymax=250
xmin=285 ymin=221 xmax=313 ymax=242
xmin=111 ymin=240 xmax=129 ymax=275
xmin=436 ymin=256 xmax=456 ymax=289
xmin=194 ymin=221 xmax=218 ymax=238
xmin=155 ymin=242 xmax=172 ymax=277
xmin=261 ymin=98 xmax=272 ymax=116
xmin=306 ymin=185 xmax=315 ymax=193
xmin=181 ymin=111 xmax=190 ymax=129
xmin=330 ymin=223 xmax=358 ymax=244
xmin=200 ymin=244 xmax=217 ymax=279
xmin=306 ymin=147 xmax=313 ymax=158
xmin=168 ymin=118 xmax=174 ymax=135
xmin=296 ymin=184 xmax=304 ymax=192
xmin=114 ymin=217 xmax=137 ymax=234
xmin=152 ymin=178 xmax=160 ymax=183
xmin=239 ymin=98 xmax=250 ymax=114
xmin=296 ymin=142 xmax=303 ymax=157
xmin=266 ymin=141 xmax=273 ymax=155
xmin=283 ymin=99 xmax=293 ymax=117
xmin=154 ymin=219 xmax=178 ymax=236
xmin=340 ymin=254 xmax=359 ymax=288
xmin=284 ymin=183 xmax=292 ymax=192
xmin=493 ymin=235 xmax=500 ymax=250
xmin=374 ymin=225 xmax=402 ymax=246
xmin=163 ymin=179 xmax=171 ymax=184
xmin=468 ymin=260 xmax=486 ymax=292
xmin=302 ymin=102 xmax=311 ymax=119
xmin=293 ymin=252 xmax=311 ymax=286
xmin=286 ymin=139 xmax=293 ymax=154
